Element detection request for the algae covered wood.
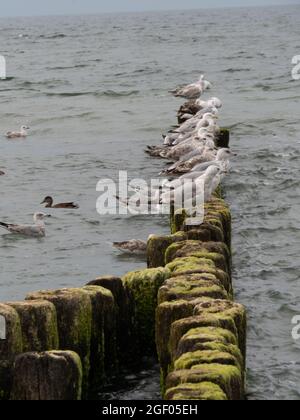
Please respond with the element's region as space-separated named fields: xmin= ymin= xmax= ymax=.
xmin=0 ymin=303 xmax=23 ymax=400
xmin=194 ymin=299 xmax=247 ymax=362
xmin=174 ymin=349 xmax=241 ymax=371
xmin=216 ymin=128 xmax=230 ymax=148
xmin=158 ymin=275 xmax=229 ymax=303
xmin=176 ymin=326 xmax=238 ymax=358
xmin=165 ymin=381 xmax=228 ymax=400
xmin=26 ymin=288 xmax=92 ymax=397
xmin=169 ymin=314 xmax=239 ymax=363
xmin=86 ymin=276 xmax=132 ymax=367
xmin=147 ymin=232 xmax=187 ymax=268
xmin=165 ymin=240 xmax=231 ymax=277
xmin=11 ymin=351 xmax=82 ymax=400
xmin=122 ymin=267 xmax=171 ymax=357
xmin=156 ymin=300 xmax=196 ymax=382
xmin=82 ymin=285 xmax=117 ymax=391
xmin=6 ymin=300 xmax=59 ymax=353
xmin=166 ymin=363 xmax=243 ymax=400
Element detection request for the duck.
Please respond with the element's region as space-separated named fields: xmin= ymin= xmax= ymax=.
xmin=41 ymin=196 xmax=79 ymax=209
xmin=6 ymin=125 xmax=30 ymax=139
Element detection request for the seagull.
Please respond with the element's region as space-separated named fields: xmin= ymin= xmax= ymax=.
xmin=160 ymin=148 xmax=217 ymax=175
xmin=160 ymin=165 xmax=223 ymax=206
xmin=170 ymin=75 xmax=212 ymax=99
xmin=113 ymin=239 xmax=147 ymax=255
xmin=196 ymin=97 xmax=223 ymax=109
xmin=0 ymin=213 xmax=51 ymax=237
xmin=191 ymin=148 xmax=236 ymax=173
xmin=176 ymin=138 xmax=216 ymax=164
xmin=0 ymin=170 xmax=5 ymax=176
xmin=5 ymin=126 xmax=30 ymax=139
xmin=41 ymin=196 xmax=79 ymax=209
xmin=159 ymin=139 xmax=205 ymax=161
xmin=177 ymin=97 xmax=222 ymax=124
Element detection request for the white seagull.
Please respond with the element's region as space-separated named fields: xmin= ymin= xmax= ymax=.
xmin=0 ymin=212 xmax=51 ymax=237
xmin=191 ymin=148 xmax=236 ymax=173
xmin=160 ymin=165 xmax=223 ymax=205
xmin=170 ymin=75 xmax=212 ymax=100
xmin=6 ymin=125 xmax=30 ymax=139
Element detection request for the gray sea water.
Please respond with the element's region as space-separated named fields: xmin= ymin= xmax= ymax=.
xmin=0 ymin=5 xmax=300 ymax=400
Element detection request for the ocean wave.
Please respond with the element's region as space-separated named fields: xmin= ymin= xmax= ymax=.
xmin=44 ymin=91 xmax=94 ymax=97
xmin=39 ymin=33 xmax=67 ymax=39
xmin=46 ymin=64 xmax=90 ymax=70
xmin=43 ymin=89 xmax=139 ymax=98
xmin=95 ymin=90 xmax=140 ymax=97
xmin=224 ymin=68 xmax=251 ymax=73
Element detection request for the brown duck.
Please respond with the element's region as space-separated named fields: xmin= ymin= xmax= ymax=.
xmin=41 ymin=196 xmax=79 ymax=209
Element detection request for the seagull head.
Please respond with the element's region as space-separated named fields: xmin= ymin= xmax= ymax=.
xmin=205 ymin=165 xmax=221 ymax=179
xmin=33 ymin=212 xmax=51 ymax=223
xmin=210 ymin=97 xmax=223 ymax=108
xmin=216 ymin=148 xmax=237 ymax=161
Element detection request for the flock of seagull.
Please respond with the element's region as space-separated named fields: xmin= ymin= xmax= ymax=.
xmin=113 ymin=74 xmax=236 ymax=254
xmin=1 ymin=74 xmax=235 ymax=248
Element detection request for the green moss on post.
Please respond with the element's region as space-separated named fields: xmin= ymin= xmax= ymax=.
xmin=26 ymin=289 xmax=92 ymax=398
xmin=82 ymin=286 xmax=116 ymax=393
xmin=6 ymin=301 xmax=59 ymax=353
xmin=204 ymin=200 xmax=232 ymax=248
xmin=165 ymin=381 xmax=228 ymax=400
xmin=174 ymin=349 xmax=241 ymax=371
xmin=0 ymin=304 xmax=23 ymax=400
xmin=166 ymin=263 xmax=230 ymax=295
xmin=147 ymin=232 xmax=187 ymax=268
xmin=166 ymin=363 xmax=243 ymax=400
xmin=122 ymin=267 xmax=171 ymax=357
xmin=11 ymin=351 xmax=82 ymax=400
xmin=166 ymin=256 xmax=216 ymax=274
xmin=176 ymin=326 xmax=238 ymax=358
xmin=158 ymin=275 xmax=228 ymax=304
xmin=156 ymin=300 xmax=196 ymax=384
xmin=169 ymin=315 xmax=238 ymax=363
xmin=194 ymin=299 xmax=247 ymax=362
xmin=165 ymin=240 xmax=231 ymax=277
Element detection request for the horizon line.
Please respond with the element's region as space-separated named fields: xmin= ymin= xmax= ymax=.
xmin=0 ymin=3 xmax=298 ymax=19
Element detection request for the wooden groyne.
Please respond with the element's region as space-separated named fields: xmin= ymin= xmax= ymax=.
xmin=0 ymin=104 xmax=246 ymax=401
